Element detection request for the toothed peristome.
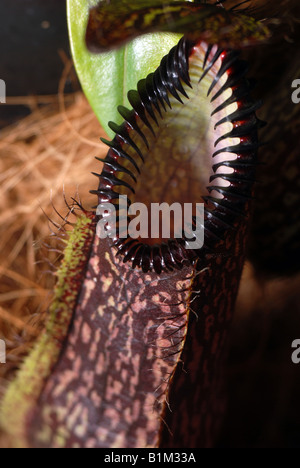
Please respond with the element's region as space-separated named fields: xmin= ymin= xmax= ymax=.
xmin=92 ymin=38 xmax=262 ymax=274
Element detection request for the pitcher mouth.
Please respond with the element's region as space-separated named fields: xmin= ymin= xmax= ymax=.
xmin=91 ymin=37 xmax=262 ymax=274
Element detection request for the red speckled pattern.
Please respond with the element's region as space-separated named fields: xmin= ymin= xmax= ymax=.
xmin=27 ymin=235 xmax=193 ymax=448
xmin=160 ymin=219 xmax=249 ymax=447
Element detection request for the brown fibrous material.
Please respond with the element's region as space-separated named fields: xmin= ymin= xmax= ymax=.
xmin=0 ymin=70 xmax=106 ymax=387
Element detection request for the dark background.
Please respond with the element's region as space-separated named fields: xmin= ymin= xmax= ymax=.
xmin=0 ymin=0 xmax=71 ymax=127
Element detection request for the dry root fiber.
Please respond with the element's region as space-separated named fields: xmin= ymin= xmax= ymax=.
xmin=0 ymin=90 xmax=106 ymax=390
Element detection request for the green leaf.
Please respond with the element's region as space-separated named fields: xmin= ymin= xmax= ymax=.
xmin=67 ymin=0 xmax=181 ymax=138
